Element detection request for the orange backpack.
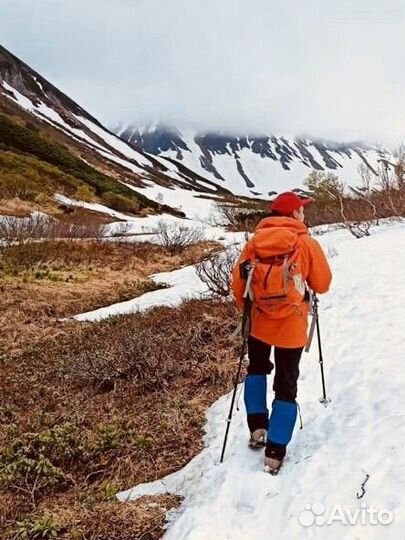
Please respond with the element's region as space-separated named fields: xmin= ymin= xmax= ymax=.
xmin=249 ymin=227 xmax=306 ymax=319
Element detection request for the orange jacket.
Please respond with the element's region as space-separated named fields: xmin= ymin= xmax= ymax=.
xmin=231 ymin=217 xmax=332 ymax=348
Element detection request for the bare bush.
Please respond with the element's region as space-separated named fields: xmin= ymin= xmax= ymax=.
xmin=68 ymin=349 xmax=131 ymax=393
xmin=0 ymin=213 xmax=107 ymax=246
xmin=196 ymin=245 xmax=241 ymax=297
xmin=352 ymin=163 xmax=379 ymax=224
xmin=108 ymin=222 xmax=132 ymax=237
xmin=153 ymin=221 xmax=204 ymax=255
xmin=375 ymin=157 xmax=405 ymax=218
xmin=305 ymin=152 xmax=405 ymax=232
xmin=66 ymin=299 xmax=240 ymax=394
xmin=52 ymin=220 xmax=107 ymax=240
xmin=332 ymin=182 xmax=373 ymax=238
xmin=0 ymin=213 xmax=53 ymax=246
xmin=212 ymin=201 xmax=267 ymax=232
xmin=305 ymin=171 xmax=375 ymax=237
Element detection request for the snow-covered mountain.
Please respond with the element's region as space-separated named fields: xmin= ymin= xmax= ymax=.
xmin=0 ymin=45 xmax=232 ymax=209
xmin=117 ymin=125 xmax=387 ymax=197
xmin=0 ymin=42 xmax=389 ymax=212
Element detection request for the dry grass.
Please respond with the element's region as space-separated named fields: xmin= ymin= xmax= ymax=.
xmin=0 ymin=239 xmax=220 ymax=357
xmin=0 ymin=298 xmax=240 ymax=539
xmin=51 ymin=494 xmax=182 ymax=540
xmin=0 ymin=197 xmax=53 ymax=217
xmin=0 ymin=196 xmax=124 ymax=223
xmin=54 ymin=206 xmax=119 ymax=225
xmin=1 ymin=236 xmax=231 ymax=539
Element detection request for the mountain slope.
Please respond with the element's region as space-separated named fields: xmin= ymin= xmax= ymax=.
xmin=118 ymin=125 xmax=387 ymax=197
xmin=0 ymin=45 xmax=232 ymax=218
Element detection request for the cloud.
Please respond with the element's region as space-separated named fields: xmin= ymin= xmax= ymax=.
xmin=1 ymin=0 xmax=404 ymax=144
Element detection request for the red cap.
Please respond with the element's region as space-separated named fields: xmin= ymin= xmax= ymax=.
xmin=271 ymin=191 xmax=313 ymax=215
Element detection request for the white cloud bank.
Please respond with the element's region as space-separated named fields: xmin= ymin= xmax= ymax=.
xmin=1 ymin=0 xmax=404 ymax=144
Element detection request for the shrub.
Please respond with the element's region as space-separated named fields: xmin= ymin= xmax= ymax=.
xmin=101 ymin=192 xmax=140 ymax=214
xmin=0 ymin=448 xmax=67 ymax=504
xmin=213 ymin=201 xmax=267 ymax=232
xmin=304 ymin=160 xmax=405 ymax=233
xmin=0 ymin=150 xmax=83 ymax=202
xmin=1 ymin=298 xmax=240 ymax=537
xmin=14 ymin=512 xmax=60 ymax=539
xmin=0 ymin=214 xmax=54 ymax=246
xmin=66 ymin=299 xmax=240 ymax=394
xmin=196 ymin=245 xmax=240 ymax=297
xmin=153 ymin=221 xmax=204 ymax=255
xmin=75 ymin=184 xmax=96 ymax=202
xmin=68 ymin=349 xmax=129 ymax=393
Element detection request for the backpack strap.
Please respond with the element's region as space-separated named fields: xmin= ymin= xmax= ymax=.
xmin=263 ymin=264 xmax=273 ymax=289
xmin=281 ymin=255 xmax=289 ymax=294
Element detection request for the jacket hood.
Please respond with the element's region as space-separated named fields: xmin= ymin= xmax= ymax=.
xmin=255 ymin=216 xmax=308 ymax=235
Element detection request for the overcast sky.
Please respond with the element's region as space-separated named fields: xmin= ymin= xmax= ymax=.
xmin=1 ymin=0 xmax=404 ymax=143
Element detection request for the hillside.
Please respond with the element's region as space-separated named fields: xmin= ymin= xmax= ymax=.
xmin=0 ymin=45 xmax=232 ymax=220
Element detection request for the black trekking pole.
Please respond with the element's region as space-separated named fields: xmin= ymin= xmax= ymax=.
xmin=312 ymin=294 xmax=330 ymax=406
xmin=220 ymin=263 xmax=254 ymax=463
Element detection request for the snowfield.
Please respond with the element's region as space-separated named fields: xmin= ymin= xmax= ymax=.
xmin=115 ymin=221 xmax=405 ymax=540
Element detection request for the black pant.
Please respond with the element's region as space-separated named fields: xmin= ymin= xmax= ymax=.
xmin=246 ymin=335 xmax=303 ymax=434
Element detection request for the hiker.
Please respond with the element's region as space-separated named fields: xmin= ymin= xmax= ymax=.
xmin=231 ymin=191 xmax=332 ymax=474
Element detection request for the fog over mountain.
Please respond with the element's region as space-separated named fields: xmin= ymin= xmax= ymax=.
xmin=1 ymin=0 xmax=404 ymax=145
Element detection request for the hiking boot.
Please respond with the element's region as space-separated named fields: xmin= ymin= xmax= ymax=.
xmin=248 ymin=429 xmax=267 ymax=449
xmin=264 ymin=441 xmax=286 ymax=474
xmin=264 ymin=455 xmax=283 ymax=474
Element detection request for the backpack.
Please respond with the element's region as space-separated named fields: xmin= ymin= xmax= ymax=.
xmin=248 ymin=226 xmax=306 ymax=319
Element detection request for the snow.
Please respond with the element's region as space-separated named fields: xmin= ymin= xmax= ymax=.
xmin=34 ymin=102 xmax=114 ymax=152
xmin=1 ymin=81 xmax=128 ymax=157
xmin=1 ymin=80 xmax=34 ymax=111
xmin=54 ymin=194 xmax=136 ymax=221
xmin=33 ymin=76 xmax=45 ymax=94
xmin=54 ymin=191 xmax=231 ymax=242
xmin=117 ymin=221 xmax=405 ymax=540
xmin=156 ymin=130 xmax=386 ymax=198
xmin=76 ymin=116 xmax=152 ymax=168
xmin=122 ymin=182 xmax=218 ymax=220
xmin=73 ymin=265 xmax=208 ymax=322
xmin=96 ymin=149 xmax=146 ymax=176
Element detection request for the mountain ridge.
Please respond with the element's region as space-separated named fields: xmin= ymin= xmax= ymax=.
xmin=117 ymin=124 xmax=385 ymax=196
